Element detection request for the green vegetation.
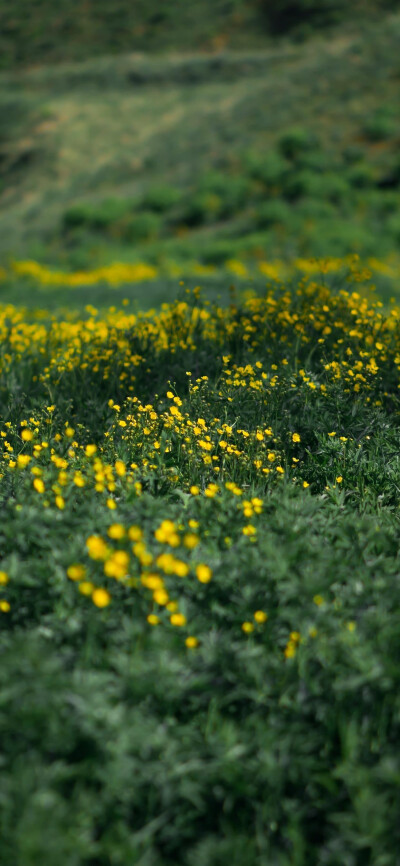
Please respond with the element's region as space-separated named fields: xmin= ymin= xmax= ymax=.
xmin=2 ymin=274 xmax=400 ymax=863
xmin=1 ymin=12 xmax=400 ymax=287
xmin=2 ymin=4 xmax=400 ymax=864
xmin=1 ymin=0 xmax=400 ymax=70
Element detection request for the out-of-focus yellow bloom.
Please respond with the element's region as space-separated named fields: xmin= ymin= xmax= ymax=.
xmin=170 ymin=613 xmax=186 ymax=626
xmin=196 ymin=564 xmax=212 ymax=583
xmin=92 ymin=588 xmax=111 ymax=608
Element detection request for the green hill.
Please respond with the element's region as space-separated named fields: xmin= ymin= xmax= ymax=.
xmin=1 ymin=11 xmax=400 ymax=278
xmin=1 ymin=0 xmax=399 ymax=70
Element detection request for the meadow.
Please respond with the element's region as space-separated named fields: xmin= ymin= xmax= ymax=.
xmin=2 ymin=4 xmax=400 ymax=865
xmin=2 ymin=257 xmax=400 ymax=864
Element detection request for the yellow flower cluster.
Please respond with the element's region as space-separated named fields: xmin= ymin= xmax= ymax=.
xmin=8 ymin=253 xmax=400 ymax=290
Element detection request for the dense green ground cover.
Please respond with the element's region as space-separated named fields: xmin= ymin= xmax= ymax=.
xmin=2 ymin=6 xmax=400 ymax=864
xmin=1 ymin=271 xmax=400 ymax=864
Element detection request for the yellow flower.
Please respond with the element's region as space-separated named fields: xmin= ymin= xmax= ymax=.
xmin=86 ymin=535 xmax=109 ymax=560
xmin=183 ymin=533 xmax=199 ymax=549
xmin=33 ymin=478 xmax=45 ymax=494
xmin=154 ymin=589 xmax=169 ymax=606
xmin=303 ymin=481 xmax=309 ymax=488
xmin=107 ymin=523 xmax=125 ymax=539
xmin=128 ymin=525 xmax=143 ymax=541
xmin=78 ymin=581 xmax=95 ymax=596
xmin=173 ymin=559 xmax=189 ymax=577
xmin=155 ymin=520 xmax=179 ymax=545
xmin=313 ymin=594 xmax=324 ymax=606
xmin=85 ymin=444 xmax=97 ymax=456
xmin=0 ymin=571 xmax=9 ymax=585
xmin=243 ymin=525 xmax=256 ymax=536
xmin=0 ymin=600 xmax=10 ymax=612
xmin=170 ymin=613 xmax=186 ymax=627
xmin=284 ymin=641 xmax=297 ymax=659
xmin=292 ymin=433 xmax=301 ymax=443
xmin=21 ymin=429 xmax=33 ymax=441
xmin=115 ymin=459 xmax=126 ymax=476
xmin=65 ymin=427 xmax=75 ymax=438
xmin=167 ymin=601 xmax=179 ymax=613
xmin=92 ymin=588 xmax=111 ymax=608
xmin=190 ymin=485 xmax=200 ymax=495
xmin=104 ymin=551 xmax=129 ymax=579
xmin=196 ymin=564 xmax=212 ymax=583
xmin=185 ymin=636 xmax=199 ymax=648
xmin=241 ymin=621 xmax=254 ymax=634
xmin=336 ymin=476 xmax=343 ymax=483
xmin=17 ymin=454 xmax=31 ymax=468
xmin=204 ymin=484 xmax=219 ymax=498
xmin=254 ymin=610 xmax=268 ymax=623
xmin=55 ymin=495 xmax=65 ymax=510
xmin=67 ymin=564 xmax=86 ymax=581
xmin=141 ymin=574 xmax=164 ymax=590
xmin=106 ymin=498 xmax=117 ymax=510
xmin=147 ymin=614 xmax=160 ymax=626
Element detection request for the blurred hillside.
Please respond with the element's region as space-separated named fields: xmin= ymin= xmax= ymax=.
xmin=0 ymin=3 xmax=400 ymax=301
xmin=1 ymin=0 xmax=399 ymax=70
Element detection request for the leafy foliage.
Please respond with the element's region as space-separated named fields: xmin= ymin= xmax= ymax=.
xmin=1 ymin=269 xmax=400 ymax=862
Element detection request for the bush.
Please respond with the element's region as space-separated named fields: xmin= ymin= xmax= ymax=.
xmin=254 ymin=199 xmax=291 ymax=229
xmin=278 ymin=127 xmax=317 ymax=161
xmin=283 ymin=170 xmax=349 ymax=204
xmin=88 ymin=197 xmax=132 ymax=229
xmin=141 ymin=184 xmax=182 ymax=213
xmin=182 ymin=192 xmax=223 ymax=227
xmin=63 ymin=203 xmax=96 ymax=230
xmin=122 ymin=211 xmax=161 ymax=242
xmin=362 ymin=107 xmax=398 ymax=142
xmin=196 ymin=171 xmax=251 ymax=217
xmin=244 ymin=150 xmax=289 ymax=191
xmin=63 ymin=198 xmax=132 ymax=232
xmin=263 ymin=0 xmax=348 ymax=35
xmin=346 ymin=162 xmax=377 ymax=189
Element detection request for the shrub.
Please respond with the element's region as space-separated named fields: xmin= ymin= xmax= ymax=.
xmin=254 ymin=199 xmax=291 ymax=229
xmin=278 ymin=127 xmax=317 ymax=161
xmin=182 ymin=192 xmax=223 ymax=227
xmin=263 ymin=0 xmax=349 ymax=35
xmin=63 ymin=198 xmax=132 ymax=232
xmin=63 ymin=203 xmax=96 ymax=230
xmin=141 ymin=184 xmax=182 ymax=213
xmin=362 ymin=107 xmax=398 ymax=142
xmin=122 ymin=211 xmax=161 ymax=242
xmin=244 ymin=150 xmax=289 ymax=191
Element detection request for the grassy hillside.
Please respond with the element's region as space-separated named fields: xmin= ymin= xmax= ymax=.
xmin=1 ymin=0 xmax=398 ymax=70
xmin=1 ymin=11 xmax=400 ymax=294
xmin=3 ymin=6 xmax=400 ymax=864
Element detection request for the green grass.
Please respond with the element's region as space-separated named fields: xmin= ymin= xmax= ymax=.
xmin=1 ymin=12 xmax=400 ymax=276
xmin=2 ymin=6 xmax=400 ymax=864
xmin=2 ymin=275 xmax=400 ymax=863
xmin=1 ymin=0 xmax=397 ymax=70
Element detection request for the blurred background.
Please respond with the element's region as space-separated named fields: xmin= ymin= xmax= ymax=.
xmin=1 ymin=0 xmax=400 ymax=309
